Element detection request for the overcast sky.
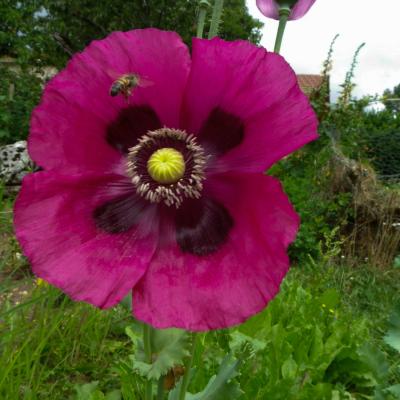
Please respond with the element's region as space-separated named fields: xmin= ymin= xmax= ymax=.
xmin=246 ymin=0 xmax=400 ymax=102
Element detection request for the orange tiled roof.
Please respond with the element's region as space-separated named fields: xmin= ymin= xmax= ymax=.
xmin=297 ymin=74 xmax=325 ymax=96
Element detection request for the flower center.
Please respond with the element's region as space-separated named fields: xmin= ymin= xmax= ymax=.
xmin=127 ymin=128 xmax=206 ymax=208
xmin=147 ymin=147 xmax=185 ymax=184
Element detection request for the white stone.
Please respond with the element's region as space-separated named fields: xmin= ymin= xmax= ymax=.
xmin=0 ymin=140 xmax=34 ymax=185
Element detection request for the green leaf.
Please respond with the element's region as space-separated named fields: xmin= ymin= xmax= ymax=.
xmin=229 ymin=331 xmax=266 ymax=356
xmin=119 ymin=293 xmax=132 ymax=312
xmin=319 ymin=288 xmax=340 ymax=310
xmin=281 ymin=357 xmax=298 ymax=380
xmin=384 ymin=303 xmax=400 ymax=353
xmin=167 ymin=369 xmax=196 ymax=400
xmin=125 ymin=325 xmax=140 ymax=344
xmin=73 ymin=381 xmax=107 ymax=400
xmin=386 ymin=384 xmax=400 ymax=397
xmin=105 ymin=391 xmax=122 ymax=400
xmin=309 ymin=325 xmax=324 ymax=363
xmin=358 ymin=343 xmax=389 ymax=382
xmin=131 ymin=327 xmax=190 ymax=380
xmin=169 ymin=355 xmax=242 ymax=400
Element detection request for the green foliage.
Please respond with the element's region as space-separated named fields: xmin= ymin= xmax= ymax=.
xmin=383 ymin=83 xmax=400 ymax=114
xmin=129 ymin=326 xmax=190 ymax=380
xmin=362 ymin=111 xmax=400 ymax=178
xmin=269 ymin=147 xmax=352 ymax=264
xmin=362 ymin=303 xmax=400 ymax=400
xmin=337 ymin=43 xmax=366 ymax=108
xmin=169 ymin=355 xmax=242 ymax=400
xmin=236 ymin=282 xmax=377 ymax=399
xmin=72 ymin=381 xmax=121 ymax=400
xmin=0 ymin=285 xmax=131 ymax=399
xmin=0 ymin=65 xmax=43 ymax=144
xmin=219 ymin=0 xmax=262 ymax=44
xmin=384 ymin=303 xmax=400 ymax=353
xmin=1 ymin=0 xmax=262 ymax=68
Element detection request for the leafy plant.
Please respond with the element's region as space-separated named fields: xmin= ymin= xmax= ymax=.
xmin=0 ymin=65 xmax=43 ymax=145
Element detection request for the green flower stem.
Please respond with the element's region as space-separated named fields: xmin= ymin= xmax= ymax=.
xmin=208 ymin=0 xmax=224 ymax=39
xmin=197 ymin=1 xmax=209 ymax=38
xmin=144 ymin=324 xmax=153 ymax=400
xmin=157 ymin=375 xmax=165 ymax=400
xmin=273 ymin=7 xmax=290 ymax=54
xmin=178 ymin=333 xmax=200 ymax=400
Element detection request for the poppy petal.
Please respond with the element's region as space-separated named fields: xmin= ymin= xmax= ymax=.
xmin=132 ymin=172 xmax=299 ymax=331
xmin=106 ymin=105 xmax=161 ymax=154
xmin=14 ymin=171 xmax=158 ymax=308
xmin=290 ymin=0 xmax=316 ymax=20
xmin=175 ymin=197 xmax=233 ymax=256
xmin=197 ymin=108 xmax=244 ymax=159
xmin=93 ymin=192 xmax=149 ymax=234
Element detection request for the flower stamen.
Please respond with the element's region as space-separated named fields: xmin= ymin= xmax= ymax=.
xmin=127 ymin=128 xmax=206 ymax=208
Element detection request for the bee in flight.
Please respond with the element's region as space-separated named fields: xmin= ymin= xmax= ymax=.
xmin=109 ymin=73 xmax=152 ymax=101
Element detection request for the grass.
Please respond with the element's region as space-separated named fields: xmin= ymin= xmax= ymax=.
xmin=1 ymin=190 xmax=400 ymax=399
xmin=291 ymin=261 xmax=400 ymax=335
xmin=0 ymin=289 xmax=132 ymax=399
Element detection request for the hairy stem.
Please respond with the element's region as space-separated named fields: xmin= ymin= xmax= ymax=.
xmin=196 ymin=1 xmax=209 ymax=38
xmin=178 ymin=333 xmax=200 ymax=400
xmin=274 ymin=7 xmax=290 ymax=53
xmin=208 ymin=0 xmax=224 ymax=39
xmin=156 ymin=375 xmax=165 ymax=400
xmin=144 ymin=324 xmax=153 ymax=400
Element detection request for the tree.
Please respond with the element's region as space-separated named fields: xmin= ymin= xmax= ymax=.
xmin=382 ymin=83 xmax=400 ymax=114
xmin=1 ymin=0 xmax=263 ymax=68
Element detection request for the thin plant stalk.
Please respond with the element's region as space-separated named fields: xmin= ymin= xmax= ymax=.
xmin=208 ymin=0 xmax=224 ymax=39
xmin=274 ymin=7 xmax=290 ymax=53
xmin=144 ymin=324 xmax=153 ymax=400
xmin=157 ymin=375 xmax=165 ymax=400
xmin=178 ymin=333 xmax=200 ymax=400
xmin=197 ymin=1 xmax=209 ymax=38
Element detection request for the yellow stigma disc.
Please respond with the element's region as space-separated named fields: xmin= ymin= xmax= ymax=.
xmin=147 ymin=148 xmax=185 ymax=184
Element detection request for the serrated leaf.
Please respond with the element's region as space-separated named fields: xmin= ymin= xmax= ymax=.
xmin=132 ymin=327 xmax=190 ymax=380
xmin=384 ymin=303 xmax=400 ymax=353
xmin=169 ymin=355 xmax=242 ymax=400
xmin=73 ymin=381 xmax=105 ymax=400
xmin=229 ymin=331 xmax=266 ymax=355
xmin=125 ymin=325 xmax=140 ymax=344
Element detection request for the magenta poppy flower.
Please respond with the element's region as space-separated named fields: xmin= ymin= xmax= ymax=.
xmin=257 ymin=0 xmax=316 ymax=20
xmin=14 ymin=29 xmax=318 ymax=331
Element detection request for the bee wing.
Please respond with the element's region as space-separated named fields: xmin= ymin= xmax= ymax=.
xmin=137 ymin=76 xmax=154 ymax=88
xmin=104 ymin=68 xmax=124 ymax=80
